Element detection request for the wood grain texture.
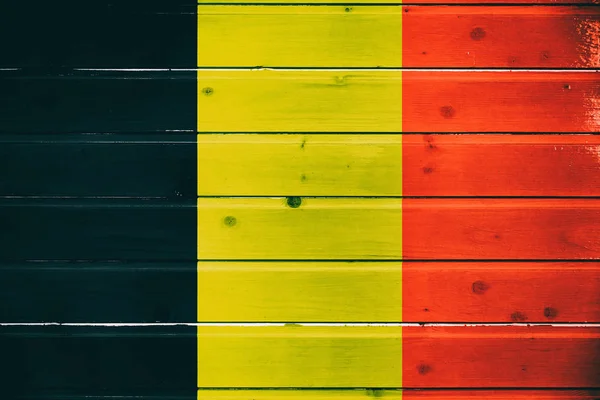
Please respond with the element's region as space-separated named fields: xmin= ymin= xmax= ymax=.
xmin=403 ymin=199 xmax=600 ymax=260
xmin=0 ymin=326 xmax=196 ymax=397
xmin=404 ymin=134 xmax=600 ymax=197
xmin=197 ymin=70 xmax=600 ymax=132
xmin=197 ymin=70 xmax=403 ymax=132
xmin=0 ymin=200 xmax=195 ymax=261
xmin=197 ymin=134 xmax=600 ymax=197
xmin=197 ymin=261 xmax=600 ymax=323
xmin=198 ymin=0 xmax=600 ymax=4
xmin=197 ymin=197 xmax=403 ymax=260
xmin=0 ymin=134 xmax=195 ymax=198
xmin=197 ymin=6 xmax=600 ymax=68
xmin=197 ymin=198 xmax=600 ymax=260
xmin=403 ymin=71 xmax=600 ymax=133
xmin=198 ymin=391 xmax=600 ymax=400
xmin=0 ymin=262 xmax=195 ymax=322
xmin=197 ymin=6 xmax=403 ymax=68
xmin=403 ymin=6 xmax=600 ymax=68
xmin=0 ymin=2 xmax=196 ymax=68
xmin=197 ymin=134 xmax=403 ymax=196
xmin=0 ymin=71 xmax=196 ymax=134
xmin=197 ymin=326 xmax=600 ymax=388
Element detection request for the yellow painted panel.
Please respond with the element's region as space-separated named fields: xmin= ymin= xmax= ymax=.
xmin=197 ymin=198 xmax=403 ymax=260
xmin=197 ymin=6 xmax=403 ymax=67
xmin=197 ymin=134 xmax=403 ymax=196
xmin=197 ymin=326 xmax=403 ymax=387
xmin=197 ymin=261 xmax=402 ymax=322
xmin=197 ymin=70 xmax=403 ymax=132
xmin=198 ymin=390 xmax=403 ymax=400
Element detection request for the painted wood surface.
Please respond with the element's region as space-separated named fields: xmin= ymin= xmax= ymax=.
xmin=197 ymin=261 xmax=600 ymax=323
xmin=0 ymin=3 xmax=197 ymax=68
xmin=198 ymin=0 xmax=600 ymax=4
xmin=197 ymin=70 xmax=600 ymax=132
xmin=197 ymin=198 xmax=600 ymax=260
xmin=0 ymin=133 xmax=195 ymax=198
xmin=0 ymin=71 xmax=196 ymax=134
xmin=0 ymin=325 xmax=196 ymax=397
xmin=197 ymin=6 xmax=600 ymax=68
xmin=197 ymin=326 xmax=600 ymax=387
xmin=198 ymin=134 xmax=600 ymax=197
xmin=0 ymin=200 xmax=195 ymax=261
xmin=0 ymin=262 xmax=195 ymax=322
xmin=198 ymin=390 xmax=600 ymax=400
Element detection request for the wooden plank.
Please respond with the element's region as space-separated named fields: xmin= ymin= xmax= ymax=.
xmin=403 ymin=71 xmax=600 ymax=133
xmin=198 ymin=0 xmax=600 ymax=4
xmin=197 ymin=6 xmax=600 ymax=68
xmin=403 ymin=6 xmax=600 ymax=68
xmin=0 ymin=262 xmax=195 ymax=322
xmin=0 ymin=2 xmax=196 ymax=68
xmin=0 ymin=71 xmax=195 ymax=134
xmin=197 ymin=261 xmax=600 ymax=323
xmin=0 ymin=199 xmax=195 ymax=261
xmin=197 ymin=6 xmax=403 ymax=68
xmin=197 ymin=70 xmax=403 ymax=133
xmin=197 ymin=71 xmax=600 ymax=133
xmin=197 ymin=198 xmax=600 ymax=260
xmin=0 ymin=325 xmax=196 ymax=397
xmin=198 ymin=390 xmax=600 ymax=400
xmin=197 ymin=326 xmax=600 ymax=388
xmin=0 ymin=133 xmax=195 ymax=198
xmin=403 ymin=134 xmax=600 ymax=197
xmin=197 ymin=134 xmax=600 ymax=197
xmin=402 ymin=199 xmax=600 ymax=260
xmin=197 ymin=134 xmax=403 ymax=196
xmin=403 ymin=262 xmax=600 ymax=323
xmin=197 ymin=197 xmax=403 ymax=260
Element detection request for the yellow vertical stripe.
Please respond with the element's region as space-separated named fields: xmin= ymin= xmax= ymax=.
xmin=197 ymin=3 xmax=403 ymax=392
xmin=198 ymin=390 xmax=403 ymax=400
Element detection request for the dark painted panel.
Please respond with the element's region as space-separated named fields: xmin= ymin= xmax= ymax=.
xmin=0 ymin=71 xmax=196 ymax=134
xmin=0 ymin=134 xmax=195 ymax=198
xmin=0 ymin=1 xmax=196 ymax=68
xmin=0 ymin=199 xmax=196 ymax=261
xmin=0 ymin=325 xmax=196 ymax=397
xmin=0 ymin=262 xmax=195 ymax=322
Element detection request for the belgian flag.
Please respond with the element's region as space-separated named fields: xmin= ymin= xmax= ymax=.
xmin=0 ymin=0 xmax=599 ymax=399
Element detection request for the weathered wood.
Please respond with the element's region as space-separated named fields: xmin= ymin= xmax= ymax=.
xmin=197 ymin=6 xmax=404 ymax=68
xmin=197 ymin=326 xmax=600 ymax=387
xmin=197 ymin=134 xmax=600 ymax=197
xmin=0 ymin=71 xmax=196 ymax=134
xmin=197 ymin=70 xmax=600 ymax=132
xmin=0 ymin=133 xmax=195 ymax=198
xmin=198 ymin=390 xmax=600 ymax=400
xmin=197 ymin=6 xmax=600 ymax=68
xmin=197 ymin=198 xmax=600 ymax=260
xmin=197 ymin=261 xmax=600 ymax=323
xmin=197 ymin=134 xmax=403 ymax=196
xmin=402 ymin=199 xmax=600 ymax=260
xmin=0 ymin=199 xmax=195 ymax=261
xmin=0 ymin=326 xmax=196 ymax=397
xmin=0 ymin=262 xmax=195 ymax=322
xmin=198 ymin=0 xmax=600 ymax=4
xmin=0 ymin=2 xmax=197 ymax=68
xmin=403 ymin=6 xmax=600 ymax=68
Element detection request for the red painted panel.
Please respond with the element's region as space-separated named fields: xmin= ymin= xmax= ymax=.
xmin=403 ymin=391 xmax=600 ymax=400
xmin=403 ymin=6 xmax=600 ymax=68
xmin=403 ymin=262 xmax=600 ymax=322
xmin=402 ymin=199 xmax=600 ymax=259
xmin=402 ymin=326 xmax=600 ymax=388
xmin=403 ymin=134 xmax=600 ymax=196
xmin=402 ymin=72 xmax=600 ymax=132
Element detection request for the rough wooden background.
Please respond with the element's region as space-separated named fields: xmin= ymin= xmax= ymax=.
xmin=0 ymin=0 xmax=599 ymax=398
